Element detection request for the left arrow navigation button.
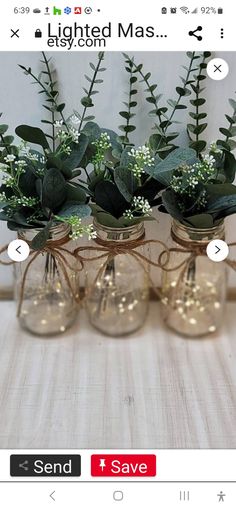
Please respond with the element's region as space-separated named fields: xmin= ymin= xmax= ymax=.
xmin=7 ymin=239 xmax=30 ymax=262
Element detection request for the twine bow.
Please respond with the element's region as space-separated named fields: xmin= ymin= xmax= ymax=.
xmin=74 ymin=231 xmax=236 ymax=306
xmin=0 ymin=235 xmax=82 ymax=317
xmin=74 ymin=236 xmax=171 ymax=301
xmin=2 ymin=229 xmax=236 ymax=318
xmin=159 ymin=228 xmax=236 ymax=272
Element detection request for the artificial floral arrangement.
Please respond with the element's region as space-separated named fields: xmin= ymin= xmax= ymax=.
xmin=1 ymin=50 xmax=236 ymax=339
xmin=0 ymin=51 xmax=110 ymax=336
xmin=120 ymin=52 xmax=236 ymax=229
xmin=0 ymin=52 xmax=107 ymax=249
xmin=73 ymin=51 xmax=236 ymax=338
xmin=72 ymin=52 xmax=235 ymax=234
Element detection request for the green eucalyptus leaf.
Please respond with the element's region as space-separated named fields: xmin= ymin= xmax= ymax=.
xmin=205 ymin=183 xmax=236 ymax=196
xmin=219 ymin=127 xmax=233 ymax=138
xmin=66 ymin=183 xmax=87 ymax=204
xmin=82 ymin=121 xmax=101 ymax=143
xmin=56 ymin=103 xmax=65 ymax=113
xmin=94 ymin=180 xmax=129 ymax=218
xmin=223 ymin=151 xmax=236 ymax=183
xmin=31 ymin=224 xmax=51 ymax=251
xmin=61 ymin=134 xmax=88 ymax=171
xmin=58 ymin=202 xmax=91 ymax=218
xmin=120 ymin=146 xmax=135 ymax=167
xmin=189 ymin=140 xmax=206 ymax=153
xmin=81 ymin=96 xmax=93 ymax=108
xmin=42 ymin=168 xmax=67 ymax=210
xmin=0 ymin=125 xmax=8 ymax=135
xmin=207 ymin=194 xmax=236 ymax=213
xmin=123 ymin=125 xmax=136 ymax=133
xmin=146 ymin=147 xmax=196 ymax=185
xmin=94 ymin=211 xmax=125 ymax=228
xmin=190 ymin=98 xmax=205 ymax=107
xmin=161 ymin=189 xmax=184 ymax=221
xmin=15 ymin=125 xmax=50 ymax=149
xmin=100 ymin=128 xmax=123 ymax=157
xmin=185 ymin=213 xmax=214 ymax=229
xmin=114 ymin=166 xmax=138 ymax=202
xmin=46 ymin=154 xmax=72 ymax=179
xmin=18 ymin=166 xmax=37 ymax=197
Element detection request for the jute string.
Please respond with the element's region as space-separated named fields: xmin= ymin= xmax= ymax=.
xmin=2 ymin=229 xmax=236 ymax=317
xmin=0 ymin=235 xmax=82 ymax=317
xmin=74 ymin=235 xmax=170 ymax=302
xmin=74 ymin=231 xmax=236 ymax=306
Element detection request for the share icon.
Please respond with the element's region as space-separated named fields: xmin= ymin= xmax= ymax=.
xmin=189 ymin=26 xmax=203 ymax=41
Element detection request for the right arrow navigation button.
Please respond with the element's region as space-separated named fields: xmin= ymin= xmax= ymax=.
xmin=207 ymin=240 xmax=229 ymax=262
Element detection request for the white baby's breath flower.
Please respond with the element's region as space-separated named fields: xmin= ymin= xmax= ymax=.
xmin=0 ymin=163 xmax=9 ymax=172
xmin=129 ymin=145 xmax=154 ymax=179
xmin=70 ymin=114 xmax=80 ymax=125
xmin=4 ymin=154 xmax=16 ymax=163
xmin=209 ymin=142 xmax=223 ymax=155
xmin=123 ymin=209 xmax=134 ymax=220
xmin=69 ymin=127 xmax=80 ymax=144
xmin=203 ymin=154 xmax=215 ymax=166
xmin=54 ymin=120 xmax=64 ymax=128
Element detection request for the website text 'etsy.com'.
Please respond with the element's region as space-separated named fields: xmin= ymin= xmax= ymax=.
xmin=46 ymin=22 xmax=163 ymax=49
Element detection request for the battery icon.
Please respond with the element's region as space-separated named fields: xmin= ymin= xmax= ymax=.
xmin=218 ymin=8 xmax=223 ymax=14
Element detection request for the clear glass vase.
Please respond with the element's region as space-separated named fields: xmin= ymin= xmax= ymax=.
xmin=85 ymin=221 xmax=149 ymax=336
xmin=161 ymin=220 xmax=227 ymax=337
xmin=14 ymin=224 xmax=80 ymax=336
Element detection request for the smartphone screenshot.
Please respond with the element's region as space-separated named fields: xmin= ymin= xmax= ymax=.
xmin=0 ymin=1 xmax=236 ymax=509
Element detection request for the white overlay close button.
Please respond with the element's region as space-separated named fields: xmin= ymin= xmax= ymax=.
xmin=206 ymin=240 xmax=229 ymax=262
xmin=7 ymin=239 xmax=30 ymax=262
xmin=207 ymin=58 xmax=229 ymax=81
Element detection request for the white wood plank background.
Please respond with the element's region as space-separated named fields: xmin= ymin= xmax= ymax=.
xmin=0 ymin=302 xmax=236 ymax=449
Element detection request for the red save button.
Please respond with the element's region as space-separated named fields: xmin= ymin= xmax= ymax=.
xmin=91 ymin=454 xmax=156 ymax=477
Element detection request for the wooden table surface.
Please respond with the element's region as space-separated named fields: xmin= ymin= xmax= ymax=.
xmin=0 ymin=301 xmax=236 ymax=449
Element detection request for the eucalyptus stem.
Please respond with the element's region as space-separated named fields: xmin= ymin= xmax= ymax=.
xmin=42 ymin=52 xmax=56 ymax=151
xmin=188 ymin=53 xmax=208 ymax=157
xmin=78 ymin=52 xmax=104 ymax=133
xmin=164 ymin=53 xmax=196 ymax=134
xmin=19 ymin=62 xmax=69 ymax=132
xmin=154 ymin=52 xmax=197 ymax=155
xmin=196 ymin=56 xmax=207 ymax=150
xmin=126 ymin=55 xmax=164 ymax=128
xmin=225 ymin=106 xmax=236 ymax=144
xmin=122 ymin=63 xmax=135 ymax=146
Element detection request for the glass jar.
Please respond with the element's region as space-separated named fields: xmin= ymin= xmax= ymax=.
xmin=161 ymin=220 xmax=227 ymax=337
xmin=14 ymin=224 xmax=80 ymax=336
xmin=85 ymin=221 xmax=150 ymax=336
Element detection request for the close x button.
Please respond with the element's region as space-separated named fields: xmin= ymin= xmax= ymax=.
xmin=91 ymin=454 xmax=156 ymax=477
xmin=10 ymin=455 xmax=81 ymax=477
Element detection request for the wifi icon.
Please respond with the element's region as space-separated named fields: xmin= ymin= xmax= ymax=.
xmin=180 ymin=6 xmax=189 ymax=13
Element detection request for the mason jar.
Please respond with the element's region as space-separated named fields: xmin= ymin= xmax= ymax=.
xmin=14 ymin=223 xmax=80 ymax=336
xmin=161 ymin=219 xmax=227 ymax=337
xmin=85 ymin=221 xmax=150 ymax=336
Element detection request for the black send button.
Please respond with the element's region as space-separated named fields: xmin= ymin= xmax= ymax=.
xmin=10 ymin=455 xmax=81 ymax=477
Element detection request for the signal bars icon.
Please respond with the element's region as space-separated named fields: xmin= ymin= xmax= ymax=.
xmin=180 ymin=6 xmax=198 ymax=14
